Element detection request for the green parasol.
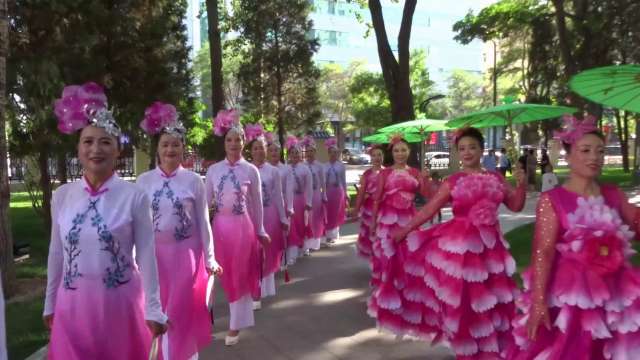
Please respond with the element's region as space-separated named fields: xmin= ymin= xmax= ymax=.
xmin=362 ymin=131 xmax=424 ymax=144
xmin=569 ymin=64 xmax=640 ymax=113
xmin=377 ymin=118 xmax=451 ymax=134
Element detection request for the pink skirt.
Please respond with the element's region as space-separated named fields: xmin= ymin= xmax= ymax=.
xmin=212 ymin=213 xmax=260 ymax=302
xmin=48 ymin=273 xmax=151 ymax=360
xmin=307 ymin=190 xmax=326 ymax=238
xmin=263 ymin=203 xmax=285 ymax=276
xmin=357 ymin=197 xmax=375 ymax=258
xmin=288 ymin=194 xmax=306 ymax=248
xmin=155 ymin=237 xmax=211 ymax=360
xmin=325 ymin=186 xmax=346 ymax=231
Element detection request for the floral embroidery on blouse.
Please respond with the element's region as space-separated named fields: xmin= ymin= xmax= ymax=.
xmin=262 ymin=180 xmax=271 ymax=208
xmin=63 ymin=198 xmax=131 ymax=290
xmin=214 ymin=167 xmax=245 ymax=215
xmin=292 ymin=166 xmax=303 ymax=195
xmin=327 ymin=164 xmax=339 ymax=187
xmin=152 ymin=180 xmax=191 ymax=241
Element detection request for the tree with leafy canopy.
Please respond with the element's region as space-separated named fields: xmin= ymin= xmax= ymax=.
xmin=231 ymin=0 xmax=321 ymax=158
xmin=349 ymin=0 xmax=417 ymax=123
xmin=8 ymin=0 xmax=196 ymax=232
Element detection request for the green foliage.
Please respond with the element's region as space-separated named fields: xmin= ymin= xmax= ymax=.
xmin=231 ymin=0 xmax=321 ymax=134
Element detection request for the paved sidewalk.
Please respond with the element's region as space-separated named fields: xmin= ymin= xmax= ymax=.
xmin=201 ymin=196 xmax=540 ymax=359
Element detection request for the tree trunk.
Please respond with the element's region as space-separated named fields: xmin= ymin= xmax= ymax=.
xmin=206 ymin=0 xmax=226 ymax=161
xmin=56 ymin=152 xmax=68 ymax=184
xmin=0 ymin=0 xmax=15 ymax=296
xmin=37 ymin=150 xmax=52 ymax=233
xmin=622 ymin=111 xmax=630 ymax=173
xmin=274 ymin=28 xmax=286 ymax=162
xmin=368 ymin=0 xmax=416 ymax=123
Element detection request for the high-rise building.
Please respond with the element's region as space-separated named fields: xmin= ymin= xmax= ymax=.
xmin=310 ymin=0 xmax=495 ymax=90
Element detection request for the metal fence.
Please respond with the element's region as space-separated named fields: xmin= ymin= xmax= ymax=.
xmin=9 ymin=154 xmax=135 ymax=182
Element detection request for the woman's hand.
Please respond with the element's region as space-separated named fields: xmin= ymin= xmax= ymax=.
xmin=513 ymin=168 xmax=526 ymax=187
xmin=43 ymin=314 xmax=54 ymax=330
xmin=258 ymin=234 xmax=271 ymax=246
xmin=146 ymin=320 xmax=169 ymax=337
xmin=526 ymin=302 xmax=551 ymax=340
xmin=206 ymin=265 xmax=223 ymax=276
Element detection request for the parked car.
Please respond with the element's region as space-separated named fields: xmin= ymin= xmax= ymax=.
xmin=425 ymin=151 xmax=449 ymax=169
xmin=343 ymin=148 xmax=370 ymax=165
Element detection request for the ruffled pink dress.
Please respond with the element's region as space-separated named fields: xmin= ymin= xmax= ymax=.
xmin=368 ymin=167 xmax=434 ymax=338
xmin=137 ymin=166 xmax=215 ymax=360
xmin=205 ymin=158 xmax=266 ymax=303
xmin=356 ymin=168 xmax=381 ymax=259
xmin=257 ymin=163 xmax=288 ymax=281
xmin=512 ymin=185 xmax=640 ymax=360
xmin=406 ymin=172 xmax=519 ymax=358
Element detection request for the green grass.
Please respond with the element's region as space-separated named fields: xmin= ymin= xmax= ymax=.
xmin=504 ymin=223 xmax=535 ymax=272
xmin=8 ymin=192 xmax=49 ymax=358
xmin=505 ymin=167 xmax=635 ymax=188
xmin=6 ymin=295 xmax=48 ymax=360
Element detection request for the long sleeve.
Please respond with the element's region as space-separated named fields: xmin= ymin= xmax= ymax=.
xmin=284 ymin=168 xmax=294 ymax=214
xmin=133 ymin=192 xmax=168 ymax=324
xmin=339 ymin=164 xmax=347 ymax=192
xmin=304 ymin=167 xmax=313 ymax=207
xmin=504 ymin=177 xmax=527 ymax=212
xmin=44 ymin=189 xmax=64 ymax=316
xmin=272 ymin=169 xmax=288 ymax=225
xmin=248 ymin=166 xmax=268 ymax=237
xmin=319 ymin=163 xmax=328 ymax=201
xmin=204 ymin=166 xmax=215 ymax=209
xmin=194 ymin=176 xmax=218 ymax=269
xmin=529 ymin=194 xmax=559 ymax=309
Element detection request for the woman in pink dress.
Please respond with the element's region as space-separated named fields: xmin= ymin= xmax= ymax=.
xmin=392 ymin=127 xmax=526 ymax=359
xmin=323 ymin=137 xmax=349 ymax=244
xmin=265 ymin=132 xmax=294 ymax=222
xmin=284 ymin=136 xmax=313 ymax=264
xmin=302 ymin=135 xmax=327 ymax=253
xmin=137 ymin=102 xmax=222 ymax=360
xmin=205 ymin=110 xmax=270 ymax=346
xmin=245 ymin=124 xmax=288 ymax=305
xmin=368 ymin=135 xmax=431 ymax=337
xmin=353 ymin=145 xmax=384 ymax=259
xmin=511 ymin=115 xmax=640 ymax=360
xmin=44 ymin=83 xmax=167 ymax=359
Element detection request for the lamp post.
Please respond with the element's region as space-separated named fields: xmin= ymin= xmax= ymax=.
xmin=418 ymin=94 xmax=445 ymax=169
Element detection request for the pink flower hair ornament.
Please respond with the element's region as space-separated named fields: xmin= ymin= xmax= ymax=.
xmin=54 ymin=82 xmax=121 ymax=137
xmin=264 ymin=131 xmax=281 ymax=147
xmin=449 ymin=127 xmax=469 ymax=146
xmin=324 ymin=137 xmax=338 ymax=150
xmin=554 ymin=114 xmax=599 ymax=145
xmin=140 ymin=101 xmax=185 ymax=139
xmin=387 ymin=133 xmax=405 ymax=149
xmin=244 ymin=123 xmax=266 ymax=143
xmin=301 ymin=135 xmax=316 ymax=150
xmin=213 ymin=109 xmax=242 ymax=137
xmin=285 ymin=135 xmax=301 ymax=151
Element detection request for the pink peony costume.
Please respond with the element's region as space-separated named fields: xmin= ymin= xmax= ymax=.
xmin=511 ymin=185 xmax=640 ymax=360
xmin=406 ymin=171 xmax=524 ymax=359
xmin=205 ymin=158 xmax=266 ymax=330
xmin=324 ymin=160 xmax=347 ymax=241
xmin=355 ymin=168 xmax=381 ymax=259
xmin=305 ymin=160 xmax=327 ymax=250
xmin=137 ymin=166 xmax=216 ymax=360
xmin=44 ymin=175 xmax=167 ymax=360
xmin=256 ymin=162 xmax=289 ymax=297
xmin=368 ymin=167 xmax=434 ymax=338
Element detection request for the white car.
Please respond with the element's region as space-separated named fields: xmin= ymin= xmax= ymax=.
xmin=425 ymin=152 xmax=449 ymax=169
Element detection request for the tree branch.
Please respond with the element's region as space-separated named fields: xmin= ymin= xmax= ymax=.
xmin=397 ymin=0 xmax=417 ymax=79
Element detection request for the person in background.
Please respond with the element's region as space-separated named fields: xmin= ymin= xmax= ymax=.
xmin=526 ymin=149 xmax=538 ymax=191
xmin=540 ymin=163 xmax=558 ymax=192
xmin=481 ymin=148 xmax=498 ymax=172
xmin=323 ymin=137 xmax=348 ymax=244
xmin=539 ymin=148 xmax=550 ymax=174
xmin=427 ymin=171 xmax=443 ymax=224
xmin=302 ymin=135 xmax=327 ymax=254
xmin=498 ymin=147 xmax=512 ymax=176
